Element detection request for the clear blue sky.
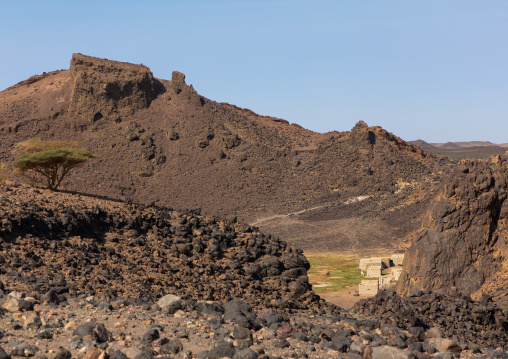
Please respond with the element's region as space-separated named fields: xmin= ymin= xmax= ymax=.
xmin=1 ymin=1 xmax=507 ymax=143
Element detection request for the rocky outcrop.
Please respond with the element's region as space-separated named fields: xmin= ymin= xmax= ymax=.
xmin=169 ymin=71 xmax=203 ymax=107
xmin=396 ymin=153 xmax=508 ymax=301
xmin=0 ymin=184 xmax=332 ymax=315
xmin=69 ymin=53 xmax=156 ymax=122
xmin=331 ymin=121 xmax=436 ymax=194
xmin=350 ymin=120 xmax=375 ymax=149
xmin=354 ymin=289 xmax=508 ymax=349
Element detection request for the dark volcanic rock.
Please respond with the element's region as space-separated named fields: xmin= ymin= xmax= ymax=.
xmin=207 ymin=341 xmax=236 ymax=359
xmin=354 ymin=289 xmax=508 ymax=349
xmin=160 ymin=339 xmax=183 ymax=355
xmin=0 ymin=184 xmax=334 ymax=314
xmin=109 ymin=350 xmax=127 ymax=359
xmin=54 ymin=347 xmax=71 ymax=359
xmin=69 ymin=53 xmax=156 ymax=123
xmin=396 ymin=154 xmax=508 ymax=304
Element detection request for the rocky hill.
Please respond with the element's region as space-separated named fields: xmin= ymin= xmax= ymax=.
xmin=411 ymin=140 xmax=508 ymax=161
xmin=411 ymin=142 xmax=508 ymax=161
xmin=421 ymin=146 xmax=508 ymax=161
xmin=0 ymin=183 xmax=331 ymax=315
xmin=0 ymin=54 xmax=445 ymax=254
xmin=409 ymin=140 xmax=437 ymax=150
xmin=396 ymin=153 xmax=508 ymax=306
xmin=432 ymin=141 xmax=498 ymax=148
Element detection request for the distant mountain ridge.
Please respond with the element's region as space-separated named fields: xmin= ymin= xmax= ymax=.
xmin=408 ymin=140 xmax=437 ymax=149
xmin=410 ymin=140 xmax=508 ymax=161
xmin=411 ymin=140 xmax=508 ymax=149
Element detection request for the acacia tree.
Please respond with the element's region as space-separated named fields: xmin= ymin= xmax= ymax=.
xmin=12 ymin=138 xmax=96 ymax=190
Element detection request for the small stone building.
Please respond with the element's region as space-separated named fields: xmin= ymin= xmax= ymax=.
xmin=390 ymin=254 xmax=404 ymax=266
xmin=359 ymin=254 xmax=404 ymax=296
xmin=366 ymin=266 xmax=382 ymax=278
xmin=359 ymin=280 xmax=379 ymax=296
xmin=359 ymin=257 xmax=384 ymax=272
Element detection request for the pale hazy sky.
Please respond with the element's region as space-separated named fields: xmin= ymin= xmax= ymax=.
xmin=1 ymin=1 xmax=507 ymax=143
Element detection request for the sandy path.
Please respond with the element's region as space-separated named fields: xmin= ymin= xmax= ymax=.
xmin=317 ymin=285 xmax=373 ymax=309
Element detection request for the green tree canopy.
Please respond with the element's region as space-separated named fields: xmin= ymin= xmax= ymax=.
xmin=12 ymin=139 xmax=96 ymax=190
xmin=14 ymin=138 xmax=81 ymax=154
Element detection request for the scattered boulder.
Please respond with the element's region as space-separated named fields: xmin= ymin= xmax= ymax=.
xmin=371 ymin=346 xmax=410 ymax=359
xmin=53 ymin=347 xmax=71 ymax=359
xmin=1 ymin=297 xmax=21 ymax=312
xmin=207 ymin=341 xmax=236 ymax=359
xmin=157 ymin=294 xmax=182 ymax=309
xmin=355 ymin=289 xmax=508 ymax=348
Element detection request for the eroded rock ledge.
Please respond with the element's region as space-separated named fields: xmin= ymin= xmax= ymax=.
xmin=69 ymin=53 xmax=156 ymax=123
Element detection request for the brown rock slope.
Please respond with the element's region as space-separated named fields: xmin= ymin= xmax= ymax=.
xmin=0 ymin=54 xmax=445 ymax=253
xmin=396 ymin=153 xmax=508 ymax=305
xmin=0 ymin=183 xmax=338 ymax=315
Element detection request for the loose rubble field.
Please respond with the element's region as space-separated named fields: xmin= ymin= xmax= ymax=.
xmin=1 ymin=289 xmax=508 ymax=359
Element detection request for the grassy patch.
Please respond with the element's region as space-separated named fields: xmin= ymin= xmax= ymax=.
xmin=305 ymin=254 xmax=375 ymax=293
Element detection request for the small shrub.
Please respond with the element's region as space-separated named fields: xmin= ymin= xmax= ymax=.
xmin=12 ymin=138 xmax=96 ymax=190
xmin=14 ymin=138 xmax=81 ymax=154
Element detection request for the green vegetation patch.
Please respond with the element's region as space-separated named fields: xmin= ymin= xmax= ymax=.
xmin=306 ymin=254 xmax=375 ymax=293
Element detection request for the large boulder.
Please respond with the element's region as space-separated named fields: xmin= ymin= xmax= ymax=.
xmin=397 ymin=153 xmax=508 ymax=303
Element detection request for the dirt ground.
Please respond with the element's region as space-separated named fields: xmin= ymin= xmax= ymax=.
xmin=318 ymin=285 xmax=373 ymax=309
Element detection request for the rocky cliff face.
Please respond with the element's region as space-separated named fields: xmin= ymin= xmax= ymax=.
xmin=69 ymin=53 xmax=156 ymax=123
xmin=396 ymin=153 xmax=508 ymax=302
